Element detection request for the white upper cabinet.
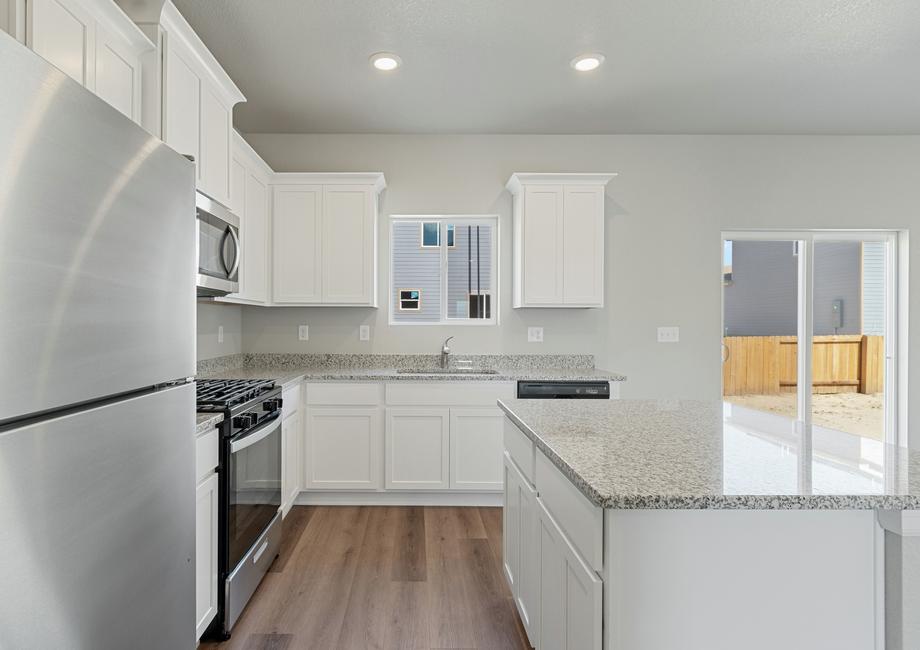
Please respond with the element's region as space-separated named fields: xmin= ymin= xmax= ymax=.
xmin=272 ymin=173 xmax=385 ymax=307
xmin=507 ymin=173 xmax=616 ymax=308
xmin=128 ymin=0 xmax=243 ymax=208
xmin=24 ymin=0 xmax=152 ymax=124
xmin=218 ymin=131 xmax=271 ymax=305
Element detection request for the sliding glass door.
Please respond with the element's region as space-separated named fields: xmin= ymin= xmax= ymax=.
xmin=722 ymin=231 xmax=898 ymax=446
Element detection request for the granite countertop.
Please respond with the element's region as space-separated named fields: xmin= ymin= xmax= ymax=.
xmin=197 ymin=365 xmax=625 ymax=386
xmin=498 ymin=398 xmax=920 ymax=510
xmin=195 ymin=413 xmax=223 ymax=435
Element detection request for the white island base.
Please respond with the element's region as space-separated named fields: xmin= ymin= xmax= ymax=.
xmin=500 ymin=412 xmax=918 ymax=650
xmin=605 ymin=509 xmax=880 ymax=650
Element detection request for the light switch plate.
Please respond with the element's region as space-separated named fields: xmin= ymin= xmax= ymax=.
xmin=218 ymin=325 xmax=224 ymax=344
xmin=528 ymin=327 xmax=544 ymax=343
xmin=657 ymin=326 xmax=680 ymax=343
xmin=359 ymin=325 xmax=370 ymax=341
xmin=298 ymin=325 xmax=309 ymax=341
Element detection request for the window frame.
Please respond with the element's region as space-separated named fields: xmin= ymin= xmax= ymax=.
xmin=390 ymin=215 xmax=500 ymax=326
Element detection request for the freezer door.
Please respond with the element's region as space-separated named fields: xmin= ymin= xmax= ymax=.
xmin=0 ymin=383 xmax=195 ymax=650
xmin=0 ymin=34 xmax=195 ymax=423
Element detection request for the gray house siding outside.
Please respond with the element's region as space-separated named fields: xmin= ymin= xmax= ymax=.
xmin=861 ymin=242 xmax=885 ymax=336
xmin=392 ymin=221 xmax=440 ymax=322
xmin=392 ymin=220 xmax=493 ymax=323
xmin=724 ymin=241 xmax=864 ymax=336
xmin=447 ymin=224 xmax=493 ymax=319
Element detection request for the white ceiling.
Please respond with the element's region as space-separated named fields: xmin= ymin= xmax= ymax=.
xmin=172 ymin=0 xmax=920 ymax=135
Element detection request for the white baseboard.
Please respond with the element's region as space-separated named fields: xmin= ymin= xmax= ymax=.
xmin=293 ymin=490 xmax=503 ymax=507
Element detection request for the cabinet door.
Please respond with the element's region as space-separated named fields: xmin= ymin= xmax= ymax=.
xmin=163 ymin=46 xmax=200 ymax=175
xmin=522 ymin=185 xmax=564 ymax=305
xmin=536 ymin=498 xmax=602 ymax=650
xmin=243 ymin=171 xmax=269 ymax=303
xmin=195 ymin=472 xmax=218 ymax=640
xmin=518 ymin=473 xmax=540 ymax=647
xmin=304 ymin=407 xmax=381 ymax=490
xmin=281 ymin=412 xmax=301 ymax=515
xmin=502 ymin=454 xmax=522 ymax=594
xmin=562 ymin=185 xmax=604 ymax=306
xmin=272 ymin=185 xmax=322 ymax=304
xmin=230 ymin=156 xmax=245 ymax=219
xmin=29 ymin=0 xmax=95 ymax=87
xmin=450 ymin=407 xmax=503 ymax=490
xmin=94 ymin=26 xmax=141 ymax=122
xmin=321 ymin=185 xmax=375 ymax=305
xmin=385 ymin=408 xmax=449 ymax=490
xmin=200 ymin=86 xmax=231 ymax=205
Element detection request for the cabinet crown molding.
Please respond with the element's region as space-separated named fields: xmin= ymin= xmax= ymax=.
xmin=157 ymin=0 xmax=245 ymax=107
xmin=505 ymin=172 xmax=617 ymax=195
xmin=272 ymin=172 xmax=387 ymax=194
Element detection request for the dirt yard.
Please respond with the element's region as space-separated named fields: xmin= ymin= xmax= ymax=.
xmin=724 ymin=392 xmax=884 ymax=440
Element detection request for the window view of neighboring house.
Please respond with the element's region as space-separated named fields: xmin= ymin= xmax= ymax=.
xmin=391 ymin=217 xmax=496 ymax=324
xmin=723 ymin=241 xmax=884 ymax=337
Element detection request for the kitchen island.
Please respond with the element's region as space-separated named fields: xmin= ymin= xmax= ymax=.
xmin=498 ymin=398 xmax=920 ymax=650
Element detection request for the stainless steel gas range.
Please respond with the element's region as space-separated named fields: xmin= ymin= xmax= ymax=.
xmin=196 ymin=379 xmax=283 ymax=639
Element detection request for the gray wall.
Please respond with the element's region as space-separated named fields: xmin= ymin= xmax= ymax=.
xmin=724 ymin=241 xmax=862 ymax=336
xmin=197 ymin=301 xmax=242 ymax=360
xmin=238 ymin=134 xmax=918 ymax=445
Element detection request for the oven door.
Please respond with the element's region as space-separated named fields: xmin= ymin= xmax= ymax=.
xmin=227 ymin=415 xmax=282 ymax=571
xmin=197 ymin=192 xmax=240 ymax=297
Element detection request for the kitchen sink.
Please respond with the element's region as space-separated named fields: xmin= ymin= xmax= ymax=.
xmin=396 ymin=368 xmax=500 ymax=375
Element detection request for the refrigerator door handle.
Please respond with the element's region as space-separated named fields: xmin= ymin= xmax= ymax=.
xmin=230 ymin=416 xmax=280 ymax=454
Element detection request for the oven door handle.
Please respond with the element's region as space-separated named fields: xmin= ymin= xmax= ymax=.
xmin=230 ymin=415 xmax=281 ymax=453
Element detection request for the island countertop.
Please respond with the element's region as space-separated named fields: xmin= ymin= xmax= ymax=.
xmin=497 ymin=398 xmax=920 ymax=510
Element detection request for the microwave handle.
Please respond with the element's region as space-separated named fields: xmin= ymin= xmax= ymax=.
xmin=221 ymin=226 xmax=241 ymax=279
xmin=230 ymin=415 xmax=281 ymax=454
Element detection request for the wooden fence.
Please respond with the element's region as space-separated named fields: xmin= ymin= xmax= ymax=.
xmin=722 ymin=335 xmax=884 ymax=396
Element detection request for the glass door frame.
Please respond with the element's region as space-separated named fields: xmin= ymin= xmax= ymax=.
xmin=721 ymin=230 xmax=902 ymax=447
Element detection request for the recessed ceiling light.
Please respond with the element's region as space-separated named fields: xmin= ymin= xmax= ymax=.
xmin=570 ymin=53 xmax=605 ymax=72
xmin=370 ymin=52 xmax=402 ymax=71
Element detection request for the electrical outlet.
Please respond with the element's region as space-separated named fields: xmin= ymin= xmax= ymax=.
xmin=218 ymin=325 xmax=224 ymax=344
xmin=298 ymin=325 xmax=309 ymax=341
xmin=657 ymin=326 xmax=680 ymax=343
xmin=359 ymin=325 xmax=370 ymax=341
xmin=527 ymin=327 xmax=544 ymax=343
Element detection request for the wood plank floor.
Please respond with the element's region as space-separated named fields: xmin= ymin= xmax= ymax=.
xmin=200 ymin=506 xmax=531 ymax=650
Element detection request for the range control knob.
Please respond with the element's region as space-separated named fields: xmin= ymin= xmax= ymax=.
xmin=233 ymin=412 xmax=257 ymax=429
xmin=263 ymin=399 xmax=281 ymax=412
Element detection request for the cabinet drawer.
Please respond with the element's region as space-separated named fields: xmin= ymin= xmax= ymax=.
xmin=282 ymin=383 xmax=301 ymax=418
xmin=535 ymin=450 xmax=603 ymax=572
xmin=306 ymin=382 xmax=382 ymax=406
xmin=195 ymin=427 xmax=218 ymax=483
xmin=503 ymin=417 xmax=535 ymax=485
xmin=385 ymin=381 xmax=514 ymax=406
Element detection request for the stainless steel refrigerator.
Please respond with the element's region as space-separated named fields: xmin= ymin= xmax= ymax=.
xmin=0 ymin=33 xmax=197 ymax=649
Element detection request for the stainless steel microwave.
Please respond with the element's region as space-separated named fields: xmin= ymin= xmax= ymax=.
xmin=196 ymin=191 xmax=240 ymax=297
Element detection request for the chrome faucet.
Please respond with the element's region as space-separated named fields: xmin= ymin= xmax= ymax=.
xmin=440 ymin=336 xmax=454 ymax=369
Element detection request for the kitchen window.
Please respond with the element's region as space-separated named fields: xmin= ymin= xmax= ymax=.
xmin=420 ymin=222 xmax=456 ymax=248
xmin=391 ymin=216 xmax=498 ymax=325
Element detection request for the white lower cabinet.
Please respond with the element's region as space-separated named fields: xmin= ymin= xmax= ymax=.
xmin=385 ymin=408 xmax=450 ymax=490
xmin=504 ymin=418 xmax=603 ymax=650
xmin=450 ymin=407 xmax=504 ymax=490
xmin=536 ymin=497 xmax=602 ymax=650
xmin=281 ymin=410 xmax=301 ymax=515
xmin=304 ymin=407 xmax=382 ymax=490
xmin=195 ymin=471 xmax=218 ymax=640
xmin=504 ymin=454 xmax=540 ymax=647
